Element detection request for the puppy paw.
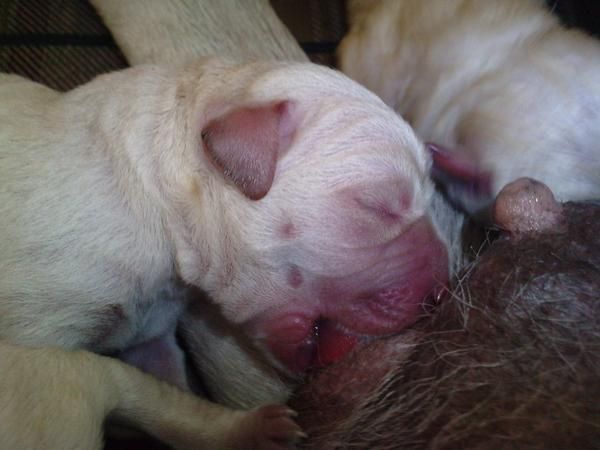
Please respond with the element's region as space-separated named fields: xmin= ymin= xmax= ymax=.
xmin=240 ymin=404 xmax=306 ymax=450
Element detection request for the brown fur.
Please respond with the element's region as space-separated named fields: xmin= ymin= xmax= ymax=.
xmin=292 ymin=197 xmax=600 ymax=449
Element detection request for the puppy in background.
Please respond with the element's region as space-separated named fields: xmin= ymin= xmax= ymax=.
xmin=339 ymin=0 xmax=600 ymax=214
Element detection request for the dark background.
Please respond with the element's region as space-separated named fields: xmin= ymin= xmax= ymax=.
xmin=0 ymin=0 xmax=598 ymax=91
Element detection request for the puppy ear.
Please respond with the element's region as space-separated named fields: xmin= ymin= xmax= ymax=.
xmin=201 ymin=101 xmax=296 ymax=200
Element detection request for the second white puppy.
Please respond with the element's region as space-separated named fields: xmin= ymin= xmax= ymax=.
xmin=340 ymin=0 xmax=600 ymax=214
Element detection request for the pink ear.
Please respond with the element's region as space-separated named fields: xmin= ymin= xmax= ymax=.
xmin=201 ymin=101 xmax=295 ymax=200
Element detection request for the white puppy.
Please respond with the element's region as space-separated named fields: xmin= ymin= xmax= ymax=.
xmin=339 ymin=0 xmax=600 ymax=214
xmin=0 ymin=54 xmax=450 ymax=447
xmin=90 ymin=0 xmax=464 ymax=411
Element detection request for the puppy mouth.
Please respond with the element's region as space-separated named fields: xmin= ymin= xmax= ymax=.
xmin=264 ymin=317 xmax=362 ymax=374
xmin=253 ymin=215 xmax=449 ymax=374
xmin=258 ymin=286 xmax=443 ymax=375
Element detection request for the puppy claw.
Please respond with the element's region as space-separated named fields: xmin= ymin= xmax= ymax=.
xmin=244 ymin=404 xmax=306 ymax=449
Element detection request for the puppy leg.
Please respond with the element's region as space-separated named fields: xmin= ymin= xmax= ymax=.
xmin=1 ymin=342 xmax=109 ymax=450
xmin=0 ymin=342 xmax=303 ymax=450
xmin=91 ymin=0 xmax=307 ymax=65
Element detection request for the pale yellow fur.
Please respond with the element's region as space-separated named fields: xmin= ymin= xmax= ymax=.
xmin=340 ymin=0 xmax=600 ymax=203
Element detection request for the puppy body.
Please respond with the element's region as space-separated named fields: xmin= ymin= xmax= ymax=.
xmin=91 ymin=0 xmax=308 ymax=64
xmin=340 ymin=0 xmax=600 ymax=212
xmin=0 ymin=70 xmax=180 ymax=352
xmin=0 ymin=341 xmax=297 ymax=450
xmin=1 ymin=56 xmax=450 ymax=446
xmin=1 ymin=68 xmax=303 ymax=449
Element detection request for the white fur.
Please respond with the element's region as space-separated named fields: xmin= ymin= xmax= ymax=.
xmin=91 ymin=0 xmax=308 ymax=64
xmin=0 ymin=340 xmax=298 ymax=450
xmin=90 ymin=0 xmax=311 ymax=409
xmin=0 ymin=54 xmax=449 ymax=446
xmin=340 ymin=0 xmax=600 ymax=209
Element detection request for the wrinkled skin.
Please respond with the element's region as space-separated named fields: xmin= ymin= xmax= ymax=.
xmin=291 ymin=179 xmax=600 ymax=449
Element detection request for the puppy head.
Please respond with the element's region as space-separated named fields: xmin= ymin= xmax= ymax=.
xmin=159 ymin=60 xmax=449 ymax=374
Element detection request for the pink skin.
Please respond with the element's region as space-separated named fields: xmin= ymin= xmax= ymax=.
xmin=248 ymin=217 xmax=448 ymax=374
xmin=493 ymin=177 xmax=565 ymax=235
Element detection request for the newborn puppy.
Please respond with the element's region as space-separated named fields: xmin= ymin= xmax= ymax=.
xmin=291 ymin=178 xmax=600 ymax=449
xmin=90 ymin=0 xmax=464 ymax=410
xmin=339 ymin=0 xmax=600 ymax=214
xmin=0 ymin=55 xmax=448 ymax=447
